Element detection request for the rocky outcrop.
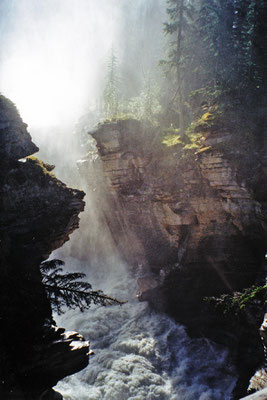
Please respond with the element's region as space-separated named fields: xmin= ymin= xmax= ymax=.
xmin=18 ymin=324 xmax=90 ymax=398
xmin=0 ymin=96 xmax=38 ymax=161
xmin=247 ymin=314 xmax=267 ymax=393
xmin=86 ymin=119 xmax=267 ymax=397
xmin=90 ymin=120 xmax=266 ymax=317
xmin=1 ymin=156 xmax=85 ymax=262
xmin=241 ymin=387 xmax=267 ymax=399
xmin=0 ymin=95 xmax=89 ymax=399
xmin=3 ymin=324 xmax=90 ymax=400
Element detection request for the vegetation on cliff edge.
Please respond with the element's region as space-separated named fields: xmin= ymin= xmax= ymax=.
xmin=41 ymin=259 xmax=125 ymax=315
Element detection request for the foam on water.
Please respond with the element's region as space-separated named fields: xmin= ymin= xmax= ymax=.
xmin=54 ymin=256 xmax=236 ymax=400
xmin=0 ymin=2 xmax=238 ymax=398
xmin=51 ymin=136 xmax=237 ymax=400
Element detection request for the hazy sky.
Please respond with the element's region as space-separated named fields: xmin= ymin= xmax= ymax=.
xmin=0 ymin=0 xmax=122 ymax=127
xmin=0 ymin=0 xmax=165 ymax=131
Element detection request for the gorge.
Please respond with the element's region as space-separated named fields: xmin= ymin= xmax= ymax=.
xmin=0 ymin=0 xmax=267 ymax=399
xmin=0 ymin=97 xmax=266 ymax=399
xmin=0 ymin=95 xmax=89 ymax=399
xmin=54 ymin=117 xmax=267 ymax=399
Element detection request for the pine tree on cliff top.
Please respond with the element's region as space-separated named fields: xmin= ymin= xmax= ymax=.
xmin=161 ymin=0 xmax=199 ymax=132
xmin=162 ymin=0 xmax=187 ymax=135
xmin=103 ymin=48 xmax=120 ymax=119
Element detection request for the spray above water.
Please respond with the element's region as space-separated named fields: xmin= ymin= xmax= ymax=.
xmin=0 ymin=0 xmax=122 ymax=128
xmin=51 ymin=140 xmax=236 ymax=400
xmin=0 ymin=0 xmax=164 ymax=131
xmin=55 ymin=262 xmax=236 ymax=400
xmin=0 ymin=2 xmax=237 ymax=398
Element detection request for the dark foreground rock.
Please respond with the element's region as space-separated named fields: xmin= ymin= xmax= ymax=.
xmin=0 ymin=95 xmax=88 ymax=399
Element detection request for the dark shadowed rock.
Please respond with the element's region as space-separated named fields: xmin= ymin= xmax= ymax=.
xmin=0 ymin=96 xmax=88 ymax=399
xmin=0 ymin=95 xmax=38 ymax=161
xmin=89 ymin=119 xmax=267 ymax=397
xmin=91 ymin=120 xmax=267 ymax=318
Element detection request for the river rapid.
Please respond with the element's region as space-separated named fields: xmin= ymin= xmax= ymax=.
xmin=53 ymin=145 xmax=236 ymax=400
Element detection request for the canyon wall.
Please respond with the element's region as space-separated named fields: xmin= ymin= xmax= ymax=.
xmin=0 ymin=96 xmax=89 ymax=399
xmin=85 ymin=118 xmax=267 ymax=397
xmin=89 ymin=120 xmax=267 ymax=319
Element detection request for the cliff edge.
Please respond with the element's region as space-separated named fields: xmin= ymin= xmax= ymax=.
xmin=0 ymin=95 xmax=89 ymax=399
xmin=87 ymin=118 xmax=267 ymax=397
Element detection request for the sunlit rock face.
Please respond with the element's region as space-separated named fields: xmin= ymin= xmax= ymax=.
xmin=91 ymin=119 xmax=267 ymax=325
xmin=0 ymin=95 xmax=88 ymax=399
xmin=89 ymin=119 xmax=267 ymax=396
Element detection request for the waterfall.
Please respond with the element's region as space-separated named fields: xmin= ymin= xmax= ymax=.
xmin=52 ymin=139 xmax=237 ymax=400
xmin=0 ymin=2 xmax=258 ymax=398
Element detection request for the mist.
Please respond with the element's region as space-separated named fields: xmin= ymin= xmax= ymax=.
xmin=0 ymin=0 xmax=164 ymax=131
xmin=0 ymin=0 xmax=118 ymax=128
xmin=0 ymin=1 xmax=238 ymax=399
xmin=52 ymin=144 xmax=236 ymax=400
xmin=0 ymin=0 xmax=165 ymax=182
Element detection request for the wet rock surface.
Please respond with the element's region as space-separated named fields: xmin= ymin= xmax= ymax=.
xmin=0 ymin=95 xmax=88 ymax=399
xmin=241 ymin=387 xmax=267 ymax=399
xmin=90 ymin=119 xmax=267 ymax=397
xmin=91 ymin=120 xmax=267 ymax=319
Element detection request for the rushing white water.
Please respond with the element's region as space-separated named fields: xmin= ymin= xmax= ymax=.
xmin=0 ymin=2 xmax=237 ymax=398
xmin=54 ymin=260 xmax=236 ymax=400
xmin=53 ymin=146 xmax=237 ymax=400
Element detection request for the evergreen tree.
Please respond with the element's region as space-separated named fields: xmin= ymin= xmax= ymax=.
xmin=103 ymin=49 xmax=120 ymax=119
xmin=250 ymin=0 xmax=267 ymax=93
xmin=196 ymin=0 xmax=267 ymax=99
xmin=161 ymin=0 xmax=198 ymax=132
xmin=163 ymin=0 xmax=186 ymax=134
xmin=232 ymin=0 xmax=252 ymax=88
xmin=40 ymin=259 xmax=124 ymax=315
xmin=161 ymin=0 xmax=267 ymax=141
xmin=141 ymin=74 xmax=161 ymax=121
xmin=249 ymin=0 xmax=267 ymax=143
xmin=197 ymin=0 xmax=235 ymax=88
xmin=128 ymin=72 xmax=161 ymax=122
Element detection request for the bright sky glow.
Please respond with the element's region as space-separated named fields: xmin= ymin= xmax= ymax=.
xmin=0 ymin=0 xmax=120 ymax=128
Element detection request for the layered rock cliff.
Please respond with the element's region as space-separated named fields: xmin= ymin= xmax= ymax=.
xmin=89 ymin=120 xmax=266 ymax=313
xmin=0 ymin=95 xmax=89 ymax=399
xmin=85 ymin=118 xmax=267 ymax=396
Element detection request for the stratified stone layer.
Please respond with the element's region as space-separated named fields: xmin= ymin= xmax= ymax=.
xmin=89 ymin=119 xmax=267 ymax=397
xmin=91 ymin=120 xmax=266 ymax=322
